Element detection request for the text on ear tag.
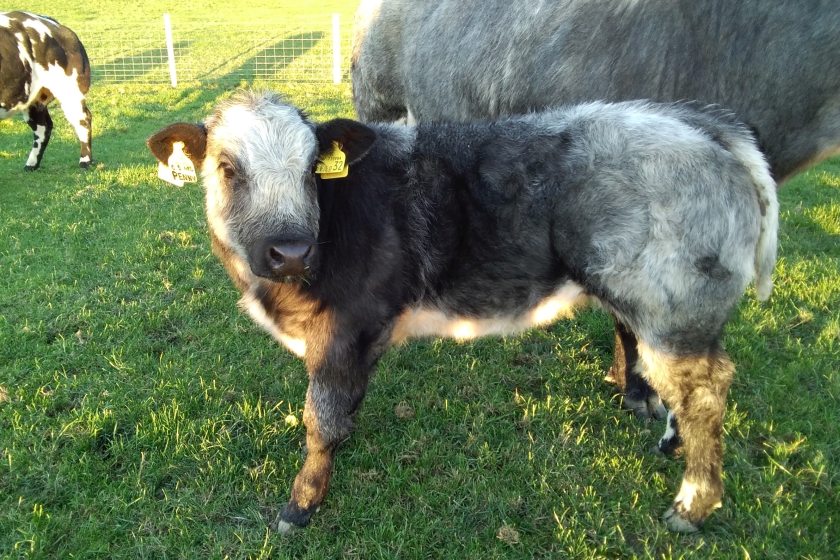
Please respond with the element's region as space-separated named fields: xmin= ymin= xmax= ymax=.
xmin=168 ymin=142 xmax=198 ymax=183
xmin=158 ymin=162 xmax=184 ymax=186
xmin=316 ymin=141 xmax=349 ymax=179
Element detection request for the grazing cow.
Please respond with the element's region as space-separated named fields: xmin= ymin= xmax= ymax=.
xmin=0 ymin=11 xmax=92 ymax=170
xmin=147 ymin=91 xmax=778 ymax=533
xmin=352 ymin=0 xmax=840 ymax=418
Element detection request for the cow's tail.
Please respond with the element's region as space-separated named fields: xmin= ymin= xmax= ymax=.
xmin=727 ymin=135 xmax=779 ymax=301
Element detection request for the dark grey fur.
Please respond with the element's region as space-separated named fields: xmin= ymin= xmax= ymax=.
xmin=352 ymin=0 xmax=837 ymax=419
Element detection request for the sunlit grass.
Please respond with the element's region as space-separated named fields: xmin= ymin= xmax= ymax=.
xmin=1 ymin=2 xmax=839 ymax=558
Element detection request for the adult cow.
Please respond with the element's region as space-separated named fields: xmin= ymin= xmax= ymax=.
xmin=0 ymin=11 xmax=92 ymax=170
xmin=352 ymin=0 xmax=840 ymax=418
xmin=148 ymin=91 xmax=778 ymax=533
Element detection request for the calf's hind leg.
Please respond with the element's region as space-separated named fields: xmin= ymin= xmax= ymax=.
xmin=608 ymin=319 xmax=667 ymax=420
xmin=637 ymin=343 xmax=734 ymax=532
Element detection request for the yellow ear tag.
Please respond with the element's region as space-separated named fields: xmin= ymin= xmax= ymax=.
xmin=315 ymin=141 xmax=349 ymax=179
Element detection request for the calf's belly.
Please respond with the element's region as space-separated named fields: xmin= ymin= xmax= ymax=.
xmin=391 ymin=281 xmax=587 ymax=343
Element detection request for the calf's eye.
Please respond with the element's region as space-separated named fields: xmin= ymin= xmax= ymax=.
xmin=219 ymin=161 xmax=235 ymax=180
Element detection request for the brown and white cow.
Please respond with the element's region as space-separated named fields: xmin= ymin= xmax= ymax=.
xmin=1 ymin=11 xmax=92 ymax=170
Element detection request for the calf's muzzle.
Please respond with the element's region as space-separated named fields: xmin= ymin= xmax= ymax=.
xmin=251 ymin=237 xmax=316 ymax=281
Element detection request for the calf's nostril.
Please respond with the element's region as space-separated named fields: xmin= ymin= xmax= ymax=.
xmin=268 ymin=246 xmax=286 ymax=266
xmin=262 ymin=241 xmax=314 ymax=277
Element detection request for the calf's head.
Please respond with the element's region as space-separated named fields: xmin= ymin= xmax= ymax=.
xmin=147 ymin=91 xmax=375 ymax=283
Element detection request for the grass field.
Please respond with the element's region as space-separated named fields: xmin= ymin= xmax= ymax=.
xmin=1 ymin=2 xmax=839 ymax=559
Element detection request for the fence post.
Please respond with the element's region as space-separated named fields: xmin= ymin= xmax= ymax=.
xmin=163 ymin=13 xmax=178 ymax=88
xmin=331 ymin=13 xmax=341 ymax=84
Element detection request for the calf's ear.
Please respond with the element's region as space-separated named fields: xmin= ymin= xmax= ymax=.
xmin=315 ymin=119 xmax=376 ymax=165
xmin=147 ymin=123 xmax=207 ymax=167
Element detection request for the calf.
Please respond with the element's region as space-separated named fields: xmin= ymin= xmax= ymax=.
xmin=352 ymin=0 xmax=840 ymax=419
xmin=148 ymin=91 xmax=778 ymax=533
xmin=1 ymin=11 xmax=92 ymax=170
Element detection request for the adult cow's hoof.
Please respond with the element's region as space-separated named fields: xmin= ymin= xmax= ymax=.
xmin=621 ymin=391 xmax=668 ymax=420
xmin=663 ymin=506 xmax=700 ymax=533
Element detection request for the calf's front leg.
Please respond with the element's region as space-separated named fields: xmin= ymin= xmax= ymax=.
xmin=274 ymin=333 xmax=379 ymax=533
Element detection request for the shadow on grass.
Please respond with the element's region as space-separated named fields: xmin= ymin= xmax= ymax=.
xmin=196 ymin=31 xmax=325 ymax=84
xmin=91 ymin=41 xmax=193 ymax=83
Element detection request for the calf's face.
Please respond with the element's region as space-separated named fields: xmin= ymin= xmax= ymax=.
xmin=206 ymin=93 xmax=321 ymax=281
xmin=149 ymin=93 xmax=319 ymax=281
xmin=148 ymin=91 xmax=376 ymax=283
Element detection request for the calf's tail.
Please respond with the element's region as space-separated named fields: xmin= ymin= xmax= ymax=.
xmin=727 ymin=136 xmax=779 ymax=301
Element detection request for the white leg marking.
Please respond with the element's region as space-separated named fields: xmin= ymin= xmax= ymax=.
xmin=675 ymin=479 xmax=699 ymax=512
xmin=658 ymin=410 xmax=678 ymax=448
xmin=26 ymin=124 xmax=47 ymax=166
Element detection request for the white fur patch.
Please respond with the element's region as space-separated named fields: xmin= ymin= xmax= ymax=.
xmin=22 ymin=16 xmax=54 ymax=42
xmin=675 ymin=479 xmax=699 ymax=511
xmin=203 ymin=96 xmax=319 ymax=260
xmin=659 ymin=410 xmax=678 ymax=448
xmin=391 ymin=282 xmax=586 ymax=343
xmin=25 ymin=124 xmax=47 ymax=166
xmin=240 ymin=291 xmax=307 ymax=358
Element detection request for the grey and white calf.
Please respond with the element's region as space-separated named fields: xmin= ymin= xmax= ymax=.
xmin=352 ymin=0 xmax=840 ymax=420
xmin=148 ymin=91 xmax=778 ymax=533
xmin=0 ymin=11 xmax=92 ymax=170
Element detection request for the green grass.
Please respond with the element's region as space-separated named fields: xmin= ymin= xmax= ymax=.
xmin=1 ymin=2 xmax=839 ymax=558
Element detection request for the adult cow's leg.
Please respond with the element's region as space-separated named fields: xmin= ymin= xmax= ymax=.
xmin=62 ymin=98 xmax=93 ymax=168
xmin=275 ymin=330 xmax=383 ymax=533
xmin=25 ymin=104 xmax=53 ymax=171
xmin=637 ymin=342 xmax=734 ymax=532
xmin=608 ymin=319 xmax=667 ymax=420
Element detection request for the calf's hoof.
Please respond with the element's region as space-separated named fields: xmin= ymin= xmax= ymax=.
xmin=622 ymin=391 xmax=668 ymax=420
xmin=663 ymin=481 xmax=722 ymax=533
xmin=24 ymin=165 xmax=39 ymax=172
xmin=79 ymin=161 xmax=91 ymax=169
xmin=663 ymin=506 xmax=700 ymax=533
xmin=273 ymin=501 xmax=316 ymax=534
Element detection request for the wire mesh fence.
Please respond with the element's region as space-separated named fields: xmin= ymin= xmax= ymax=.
xmin=80 ymin=14 xmax=351 ymax=86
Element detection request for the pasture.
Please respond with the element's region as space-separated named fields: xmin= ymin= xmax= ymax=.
xmin=1 ymin=1 xmax=838 ymax=558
